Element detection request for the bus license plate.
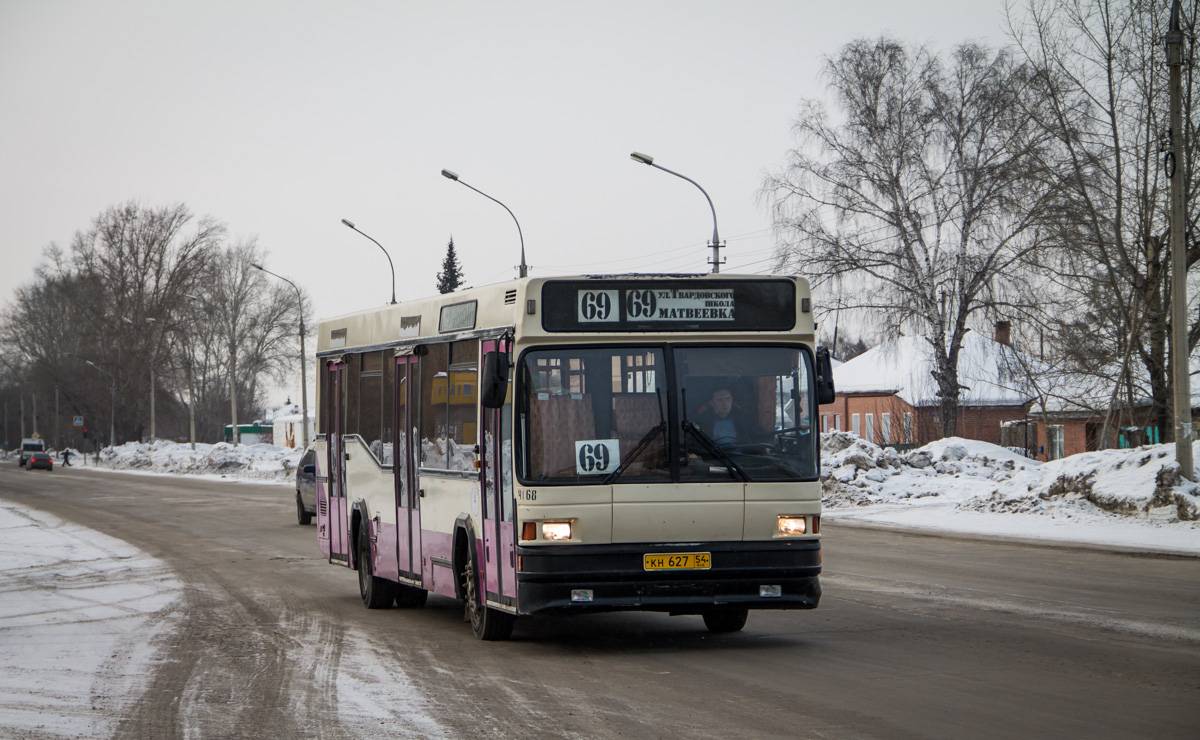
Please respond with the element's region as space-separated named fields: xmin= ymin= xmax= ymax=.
xmin=644 ymin=552 xmax=711 ymax=571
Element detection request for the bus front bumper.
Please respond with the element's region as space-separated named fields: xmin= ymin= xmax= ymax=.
xmin=515 ymin=540 xmax=821 ymax=615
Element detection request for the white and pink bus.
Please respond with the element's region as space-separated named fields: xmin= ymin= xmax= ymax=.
xmin=314 ymin=274 xmax=833 ymax=639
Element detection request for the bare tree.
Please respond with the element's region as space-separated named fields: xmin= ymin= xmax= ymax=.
xmin=764 ymin=38 xmax=1061 ymax=437
xmin=189 ymin=241 xmax=307 ymax=440
xmin=0 ymin=202 xmax=221 ymax=444
xmin=1006 ymin=0 xmax=1200 ymax=443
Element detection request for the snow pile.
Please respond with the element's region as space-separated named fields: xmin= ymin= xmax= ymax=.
xmin=820 ymin=431 xmax=1200 ymax=524
xmin=95 ymin=440 xmax=304 ymax=482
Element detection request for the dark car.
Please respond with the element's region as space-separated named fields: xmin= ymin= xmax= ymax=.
xmin=18 ymin=438 xmax=45 ymax=468
xmin=27 ymin=451 xmax=53 ymax=471
xmin=296 ymin=446 xmax=317 ymax=525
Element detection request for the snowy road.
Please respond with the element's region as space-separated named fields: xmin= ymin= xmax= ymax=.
xmin=2 ymin=462 xmax=1198 ymax=739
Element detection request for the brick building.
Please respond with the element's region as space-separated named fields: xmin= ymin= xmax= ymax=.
xmin=826 ymin=325 xmax=1035 ymax=450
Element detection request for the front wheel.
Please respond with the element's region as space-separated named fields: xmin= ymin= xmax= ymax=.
xmin=296 ymin=493 xmax=312 ymax=525
xmin=702 ymin=607 xmax=749 ymax=633
xmin=463 ymin=549 xmax=514 ymax=640
xmin=358 ymin=526 xmax=396 ymax=609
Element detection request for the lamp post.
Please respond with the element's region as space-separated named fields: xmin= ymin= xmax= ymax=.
xmin=1167 ymin=0 xmax=1193 ymax=480
xmin=630 ymin=151 xmax=724 ymax=273
xmin=251 ymin=262 xmax=310 ymax=449
xmin=340 ymin=219 xmax=397 ymax=304
xmin=84 ymin=360 xmax=116 ymax=448
xmin=187 ymin=294 xmax=240 ymax=446
xmin=123 ymin=316 xmax=159 ymax=441
xmin=441 ymin=169 xmax=528 ymax=278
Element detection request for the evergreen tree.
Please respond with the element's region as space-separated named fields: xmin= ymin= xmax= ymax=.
xmin=436 ymin=236 xmax=464 ymax=294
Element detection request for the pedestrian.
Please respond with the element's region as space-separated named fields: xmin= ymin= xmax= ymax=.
xmin=62 ymin=448 xmax=72 ymax=467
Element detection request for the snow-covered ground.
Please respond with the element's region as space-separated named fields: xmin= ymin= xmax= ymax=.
xmin=9 ymin=434 xmax=1200 ymax=553
xmin=0 ymin=500 xmax=184 ymax=739
xmin=2 ymin=435 xmax=1197 ymax=737
xmin=77 ymin=439 xmax=305 ymax=483
xmin=819 ymin=432 xmax=1200 ymax=554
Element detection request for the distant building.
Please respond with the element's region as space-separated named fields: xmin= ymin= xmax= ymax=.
xmin=272 ymin=406 xmax=316 ymax=449
xmin=827 ymin=322 xmax=1200 ymax=461
xmin=223 ymin=422 xmax=273 ymax=445
xmin=827 ymin=323 xmax=1035 ymax=452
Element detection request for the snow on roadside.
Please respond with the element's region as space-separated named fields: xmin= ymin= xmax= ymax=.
xmin=0 ymin=499 xmax=184 ymax=739
xmin=92 ymin=440 xmax=304 ymax=483
xmin=820 ymin=431 xmax=1200 ymax=553
xmin=36 ymin=434 xmax=1200 ymax=553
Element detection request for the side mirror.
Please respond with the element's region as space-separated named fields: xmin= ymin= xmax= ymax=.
xmin=816 ymin=347 xmax=836 ymax=405
xmin=480 ymin=350 xmax=510 ymax=409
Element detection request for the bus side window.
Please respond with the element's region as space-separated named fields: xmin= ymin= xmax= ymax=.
xmin=359 ymin=351 xmax=383 ymax=459
xmin=447 ymin=340 xmax=479 ymax=471
xmin=418 ymin=341 xmax=480 ymax=472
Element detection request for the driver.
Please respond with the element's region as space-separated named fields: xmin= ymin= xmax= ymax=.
xmin=696 ymin=388 xmax=766 ymax=448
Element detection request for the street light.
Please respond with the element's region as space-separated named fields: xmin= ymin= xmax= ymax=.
xmin=251 ymin=262 xmax=310 ymax=449
xmin=340 ymin=219 xmax=397 ymax=304
xmin=630 ymin=151 xmax=724 ymax=273
xmin=187 ymin=294 xmax=241 ymax=446
xmin=123 ymin=316 xmax=159 ymax=441
xmin=441 ymin=169 xmax=528 ymax=278
xmin=83 ymin=360 xmax=116 ymax=448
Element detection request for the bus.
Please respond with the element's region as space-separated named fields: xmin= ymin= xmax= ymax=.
xmin=314 ymin=274 xmax=834 ymax=639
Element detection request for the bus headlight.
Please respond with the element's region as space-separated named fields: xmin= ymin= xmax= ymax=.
xmin=777 ymin=516 xmax=807 ymax=536
xmin=541 ymin=521 xmax=572 ymax=541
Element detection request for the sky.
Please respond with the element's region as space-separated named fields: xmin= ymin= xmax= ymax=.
xmin=0 ymin=0 xmax=1007 ymax=402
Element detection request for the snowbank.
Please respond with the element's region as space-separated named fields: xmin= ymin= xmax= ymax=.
xmin=92 ymin=440 xmax=304 ymax=483
xmin=820 ymin=431 xmax=1200 ymax=552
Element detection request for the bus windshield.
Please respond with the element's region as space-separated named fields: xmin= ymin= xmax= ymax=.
xmin=518 ymin=345 xmax=818 ymax=484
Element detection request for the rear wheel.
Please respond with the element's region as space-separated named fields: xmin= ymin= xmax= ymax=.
xmin=462 ymin=547 xmax=514 ymax=640
xmin=357 ymin=526 xmax=396 ymax=609
xmin=296 ymin=493 xmax=312 ymax=525
xmin=702 ymin=607 xmax=749 ymax=633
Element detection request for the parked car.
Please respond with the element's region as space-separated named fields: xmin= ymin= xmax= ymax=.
xmin=18 ymin=438 xmax=45 ymax=468
xmin=26 ymin=451 xmax=53 ymax=471
xmin=296 ymin=446 xmax=317 ymax=525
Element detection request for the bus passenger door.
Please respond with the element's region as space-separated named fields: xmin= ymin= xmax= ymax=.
xmin=395 ymin=353 xmax=422 ymax=582
xmin=327 ymin=359 xmax=351 ymax=564
xmin=481 ymin=339 xmax=517 ymax=606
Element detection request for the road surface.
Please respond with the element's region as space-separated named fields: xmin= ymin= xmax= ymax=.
xmin=2 ymin=463 xmax=1197 ymax=739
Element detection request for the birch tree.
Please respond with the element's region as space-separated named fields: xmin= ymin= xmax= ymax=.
xmin=763 ymin=38 xmax=1061 ymax=436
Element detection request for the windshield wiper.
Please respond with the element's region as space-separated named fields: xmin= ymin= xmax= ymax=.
xmin=603 ymin=421 xmax=666 ymax=484
xmin=682 ymin=421 xmax=748 ymax=482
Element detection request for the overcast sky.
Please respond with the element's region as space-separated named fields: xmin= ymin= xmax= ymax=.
xmin=1 ymin=0 xmax=1006 ymax=399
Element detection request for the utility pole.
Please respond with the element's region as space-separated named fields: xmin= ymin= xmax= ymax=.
xmin=1167 ymin=0 xmax=1193 ymax=480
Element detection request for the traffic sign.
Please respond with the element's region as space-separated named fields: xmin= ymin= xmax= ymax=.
xmin=73 ymin=416 xmax=83 ymax=427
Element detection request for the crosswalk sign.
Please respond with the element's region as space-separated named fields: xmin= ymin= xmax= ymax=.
xmin=73 ymin=416 xmax=83 ymax=427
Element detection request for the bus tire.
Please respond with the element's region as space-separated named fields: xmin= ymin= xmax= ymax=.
xmin=395 ymin=584 xmax=428 ymax=609
xmin=463 ymin=547 xmax=514 ymax=641
xmin=296 ymin=493 xmax=312 ymax=526
xmin=357 ymin=526 xmax=396 ymax=609
xmin=702 ymin=607 xmax=749 ymax=633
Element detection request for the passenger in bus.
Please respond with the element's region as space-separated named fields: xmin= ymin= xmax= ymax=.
xmin=696 ymin=388 xmax=766 ymax=448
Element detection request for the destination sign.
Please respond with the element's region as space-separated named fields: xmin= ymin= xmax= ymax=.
xmin=542 ymin=279 xmax=796 ymax=333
